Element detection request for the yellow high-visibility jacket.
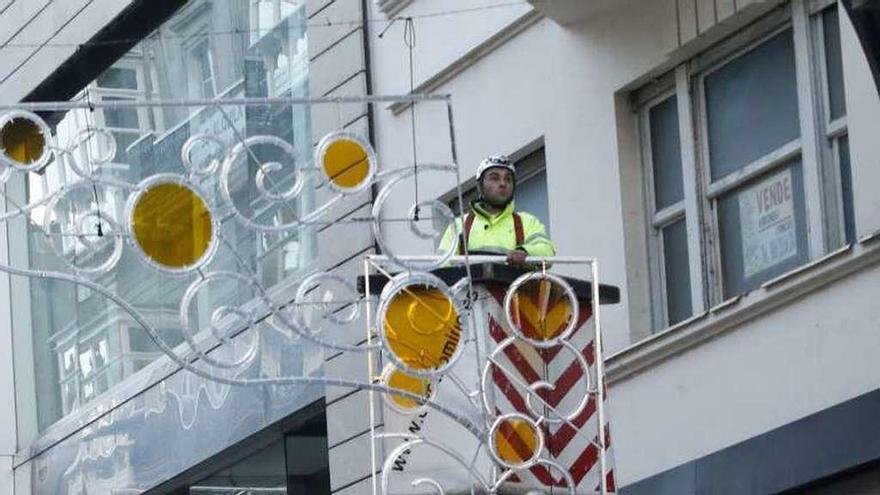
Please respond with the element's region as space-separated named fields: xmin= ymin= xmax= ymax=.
xmin=438 ymin=201 xmax=555 ymax=257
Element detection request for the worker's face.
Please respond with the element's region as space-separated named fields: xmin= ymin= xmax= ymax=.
xmin=480 ymin=168 xmax=514 ymax=208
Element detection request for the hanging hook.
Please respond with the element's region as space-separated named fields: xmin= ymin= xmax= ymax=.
xmin=404 ymin=17 xmax=416 ymax=49
xmin=377 ymin=16 xmax=403 ymax=39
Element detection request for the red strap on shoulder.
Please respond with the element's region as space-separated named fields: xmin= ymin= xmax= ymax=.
xmin=513 ymin=212 xmax=524 ymax=247
xmin=459 ymin=213 xmax=476 ymax=255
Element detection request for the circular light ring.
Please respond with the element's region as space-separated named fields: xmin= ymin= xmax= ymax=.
xmin=503 ymin=272 xmax=579 ymax=348
xmin=63 ymin=127 xmax=118 ymax=180
xmin=42 ymin=181 xmax=125 ymax=275
xmin=479 ymin=337 xmax=593 ymax=424
xmin=380 ymin=363 xmax=437 ymax=414
xmin=218 ymin=134 xmax=306 ymax=232
xmin=488 ymin=413 xmax=544 ymax=470
xmin=294 ymin=272 xmax=361 ymax=329
xmin=407 ymin=200 xmax=456 ymax=241
xmin=179 ymin=270 xmax=261 ymax=370
xmin=316 ymin=131 xmax=376 ymax=194
xmin=181 ymin=134 xmax=225 ymax=176
xmin=126 ymin=174 xmax=218 ymax=274
xmin=0 ymin=110 xmax=53 ymax=172
xmin=370 ymin=164 xmax=461 ymax=271
xmin=376 ymin=272 xmax=466 ymax=377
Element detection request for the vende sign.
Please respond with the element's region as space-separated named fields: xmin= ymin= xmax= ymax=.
xmin=739 ymin=169 xmax=797 ymax=277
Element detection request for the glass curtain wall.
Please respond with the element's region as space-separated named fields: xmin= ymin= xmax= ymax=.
xmin=14 ymin=0 xmax=314 ymax=436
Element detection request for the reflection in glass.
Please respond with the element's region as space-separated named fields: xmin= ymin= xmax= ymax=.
xmin=184 ymin=400 xmax=330 ymax=494
xmin=17 ymin=0 xmax=315 ymax=432
xmin=823 ymin=6 xmax=846 ymax=121
xmin=662 ymin=218 xmax=692 ymax=325
xmin=838 ymin=135 xmax=854 ymax=244
xmin=650 ymin=95 xmax=684 ymax=210
xmin=705 ymin=29 xmax=800 ymax=180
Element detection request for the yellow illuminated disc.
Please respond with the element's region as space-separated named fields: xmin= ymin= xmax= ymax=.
xmin=508 ymin=278 xmax=575 ymax=343
xmin=493 ymin=417 xmax=540 ymax=467
xmin=385 ymin=366 xmax=433 ymax=411
xmin=1 ymin=117 xmax=45 ymax=165
xmin=131 ymin=183 xmax=213 ymax=269
xmin=383 ymin=286 xmax=461 ymax=371
xmin=322 ymin=138 xmax=370 ymax=190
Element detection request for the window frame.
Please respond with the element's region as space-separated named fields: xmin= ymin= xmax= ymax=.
xmin=810 ymin=1 xmax=851 ymax=248
xmin=640 ymin=87 xmax=691 ymax=329
xmin=638 ymin=0 xmax=853 ymax=331
xmin=693 ymin=17 xmax=815 ymax=301
xmin=189 ymin=39 xmax=218 ymax=99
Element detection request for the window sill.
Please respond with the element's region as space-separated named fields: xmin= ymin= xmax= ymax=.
xmin=606 ymin=239 xmax=880 ymax=384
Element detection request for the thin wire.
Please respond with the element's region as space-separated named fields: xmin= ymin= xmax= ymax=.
xmin=404 ymin=17 xmax=420 ymax=221
xmin=83 ymin=90 xmax=105 ymax=239
xmin=0 ymin=2 xmax=528 ymax=48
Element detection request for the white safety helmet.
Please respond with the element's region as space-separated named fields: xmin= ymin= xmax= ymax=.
xmin=475 ymin=155 xmax=516 ymax=183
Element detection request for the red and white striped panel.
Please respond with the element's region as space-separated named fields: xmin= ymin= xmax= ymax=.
xmin=483 ymin=287 xmax=616 ymax=493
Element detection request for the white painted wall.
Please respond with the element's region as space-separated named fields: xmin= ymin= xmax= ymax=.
xmin=368 ymin=0 xmax=880 ymax=489
xmin=840 ymin=3 xmax=880 ymax=239
xmin=610 ymin=258 xmax=880 ymax=484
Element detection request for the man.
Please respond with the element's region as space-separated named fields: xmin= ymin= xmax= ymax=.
xmin=439 ymin=155 xmax=555 ymax=266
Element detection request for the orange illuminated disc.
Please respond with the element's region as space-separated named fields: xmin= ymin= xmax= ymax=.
xmin=1 ymin=117 xmax=45 ymax=165
xmin=493 ymin=417 xmax=540 ymax=467
xmin=322 ymin=138 xmax=370 ymax=190
xmin=383 ymin=286 xmax=461 ymax=372
xmin=131 ymin=183 xmax=213 ymax=269
xmin=385 ymin=365 xmax=433 ymax=412
xmin=508 ymin=278 xmax=575 ymax=343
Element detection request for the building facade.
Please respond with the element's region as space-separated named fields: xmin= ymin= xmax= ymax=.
xmin=1 ymin=0 xmax=879 ymax=493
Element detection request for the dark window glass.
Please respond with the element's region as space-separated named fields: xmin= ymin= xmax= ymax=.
xmin=823 ymin=6 xmax=847 ymax=121
xmin=103 ymin=97 xmax=139 ymax=129
xmin=839 ymin=135 xmax=855 ymax=243
xmin=181 ymin=402 xmax=330 ymax=495
xmin=663 ymin=218 xmax=693 ymax=325
xmin=112 ymin=132 xmax=139 ymax=157
xmin=96 ymin=67 xmax=138 ymax=90
xmin=718 ymin=161 xmax=809 ymax=297
xmin=515 ymin=169 xmax=551 ymax=235
xmin=705 ymin=29 xmax=800 ymax=180
xmin=650 ymin=95 xmax=684 ymax=209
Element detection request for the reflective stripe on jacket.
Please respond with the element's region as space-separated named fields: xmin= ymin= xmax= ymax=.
xmin=438 ymin=201 xmax=555 ymax=257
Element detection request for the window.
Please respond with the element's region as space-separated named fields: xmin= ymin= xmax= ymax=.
xmin=639 ymin=1 xmax=854 ymax=330
xmin=446 ymin=146 xmax=551 ymax=232
xmin=88 ymin=57 xmax=160 ymax=160
xmin=191 ymin=41 xmax=217 ymax=99
xmin=641 ymin=93 xmax=694 ymax=326
xmin=813 ymin=2 xmax=854 ymax=246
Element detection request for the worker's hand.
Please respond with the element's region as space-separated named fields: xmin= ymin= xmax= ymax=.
xmin=506 ymin=249 xmax=528 ymax=267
